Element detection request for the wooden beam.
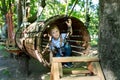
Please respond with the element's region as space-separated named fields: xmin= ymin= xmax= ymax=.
xmin=59 ymin=63 xmax=63 ymax=77
xmin=52 ymin=56 xmax=99 ymax=63
xmin=71 ymin=70 xmax=91 ymax=74
xmin=94 ymin=62 xmax=105 ymax=80
xmin=5 ymin=47 xmax=22 ymax=55
xmin=50 ymin=64 xmax=54 ymax=80
xmin=72 ymin=50 xmax=84 ymax=55
xmin=60 ymin=76 xmax=101 ymax=80
xmin=0 ymin=42 xmax=5 ymax=45
xmin=71 ymin=45 xmax=85 ymax=49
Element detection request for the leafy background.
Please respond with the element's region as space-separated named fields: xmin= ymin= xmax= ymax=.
xmin=0 ymin=0 xmax=99 ymax=46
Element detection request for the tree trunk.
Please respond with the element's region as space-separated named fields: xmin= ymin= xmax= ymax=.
xmin=17 ymin=0 xmax=23 ymax=28
xmin=99 ymin=0 xmax=120 ymax=80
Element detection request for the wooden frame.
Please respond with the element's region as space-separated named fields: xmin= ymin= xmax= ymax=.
xmin=50 ymin=56 xmax=105 ymax=80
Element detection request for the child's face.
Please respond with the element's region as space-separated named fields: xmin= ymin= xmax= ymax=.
xmin=50 ymin=28 xmax=60 ymax=39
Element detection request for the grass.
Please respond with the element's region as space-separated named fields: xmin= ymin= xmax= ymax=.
xmin=2 ymin=69 xmax=11 ymax=76
xmin=0 ymin=45 xmax=4 ymax=50
xmin=0 ymin=45 xmax=9 ymax=58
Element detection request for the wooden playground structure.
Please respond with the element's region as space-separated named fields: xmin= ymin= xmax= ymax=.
xmin=15 ymin=15 xmax=105 ymax=80
xmin=50 ymin=56 xmax=104 ymax=80
xmin=0 ymin=15 xmax=105 ymax=80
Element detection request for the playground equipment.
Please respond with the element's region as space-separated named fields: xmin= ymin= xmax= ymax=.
xmin=15 ymin=15 xmax=90 ymax=65
xmin=15 ymin=15 xmax=105 ymax=80
xmin=4 ymin=0 xmax=105 ymax=79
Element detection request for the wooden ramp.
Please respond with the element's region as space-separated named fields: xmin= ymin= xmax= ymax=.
xmin=50 ymin=56 xmax=105 ymax=80
xmin=0 ymin=39 xmax=6 ymax=45
xmin=5 ymin=39 xmax=22 ymax=55
xmin=5 ymin=47 xmax=22 ymax=55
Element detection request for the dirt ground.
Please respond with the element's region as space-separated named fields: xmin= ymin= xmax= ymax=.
xmin=0 ymin=47 xmax=50 ymax=80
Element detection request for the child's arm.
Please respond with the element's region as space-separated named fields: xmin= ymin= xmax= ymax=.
xmin=65 ymin=19 xmax=73 ymax=36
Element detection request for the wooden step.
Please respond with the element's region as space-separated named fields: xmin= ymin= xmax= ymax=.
xmin=0 ymin=42 xmax=5 ymax=45
xmin=52 ymin=56 xmax=99 ymax=63
xmin=63 ymin=69 xmax=91 ymax=75
xmin=60 ymin=76 xmax=101 ymax=80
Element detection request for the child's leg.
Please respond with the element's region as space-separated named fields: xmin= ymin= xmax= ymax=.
xmin=55 ymin=52 xmax=62 ymax=57
xmin=64 ymin=43 xmax=72 ymax=66
xmin=64 ymin=43 xmax=72 ymax=56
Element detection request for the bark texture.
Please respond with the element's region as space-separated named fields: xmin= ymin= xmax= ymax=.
xmin=99 ymin=0 xmax=120 ymax=80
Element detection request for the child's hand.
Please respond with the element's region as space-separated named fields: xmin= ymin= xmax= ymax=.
xmin=43 ymin=34 xmax=52 ymax=41
xmin=48 ymin=34 xmax=52 ymax=41
xmin=43 ymin=34 xmax=47 ymax=37
xmin=65 ymin=19 xmax=72 ymax=27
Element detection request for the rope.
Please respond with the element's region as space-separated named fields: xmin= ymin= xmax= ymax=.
xmin=68 ymin=0 xmax=78 ymax=17
xmin=65 ymin=0 xmax=69 ymax=16
xmin=36 ymin=0 xmax=46 ymax=22
xmin=34 ymin=0 xmax=46 ymax=34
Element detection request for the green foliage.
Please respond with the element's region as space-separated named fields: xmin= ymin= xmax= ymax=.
xmin=0 ymin=45 xmax=9 ymax=58
xmin=90 ymin=38 xmax=98 ymax=47
xmin=0 ymin=45 xmax=4 ymax=50
xmin=29 ymin=0 xmax=38 ymax=17
xmin=0 ymin=0 xmax=99 ymax=45
xmin=0 ymin=0 xmax=16 ymax=26
xmin=2 ymin=69 xmax=11 ymax=76
xmin=2 ymin=52 xmax=9 ymax=58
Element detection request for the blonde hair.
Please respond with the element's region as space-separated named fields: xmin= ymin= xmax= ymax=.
xmin=48 ymin=25 xmax=59 ymax=35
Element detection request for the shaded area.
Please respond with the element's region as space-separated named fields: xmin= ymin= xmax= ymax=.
xmin=0 ymin=48 xmax=49 ymax=80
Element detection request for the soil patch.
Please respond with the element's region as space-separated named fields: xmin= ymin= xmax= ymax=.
xmin=0 ymin=48 xmax=50 ymax=80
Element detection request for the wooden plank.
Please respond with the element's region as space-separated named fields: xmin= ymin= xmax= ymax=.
xmin=67 ymin=40 xmax=84 ymax=43
xmin=52 ymin=56 xmax=99 ymax=63
xmin=53 ymin=63 xmax=60 ymax=80
xmin=50 ymin=51 xmax=53 ymax=64
xmin=70 ymin=35 xmax=82 ymax=37
xmin=71 ymin=45 xmax=85 ymax=49
xmin=94 ymin=62 xmax=105 ymax=80
xmin=59 ymin=63 xmax=63 ymax=77
xmin=0 ymin=42 xmax=5 ymax=45
xmin=71 ymin=70 xmax=91 ymax=74
xmin=63 ymin=68 xmax=90 ymax=74
xmin=72 ymin=50 xmax=84 ymax=55
xmin=5 ymin=47 xmax=22 ymax=55
xmin=60 ymin=76 xmax=101 ymax=80
xmin=0 ymin=39 xmax=6 ymax=42
xmin=50 ymin=64 xmax=54 ymax=80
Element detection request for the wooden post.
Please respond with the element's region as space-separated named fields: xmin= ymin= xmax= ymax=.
xmin=94 ymin=62 xmax=105 ymax=80
xmin=53 ymin=63 xmax=60 ymax=80
xmin=50 ymin=64 xmax=54 ymax=80
xmin=59 ymin=63 xmax=63 ymax=78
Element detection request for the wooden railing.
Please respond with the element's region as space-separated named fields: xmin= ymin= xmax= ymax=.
xmin=50 ymin=56 xmax=105 ymax=80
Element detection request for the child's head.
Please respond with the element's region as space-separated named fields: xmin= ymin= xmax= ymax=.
xmin=48 ymin=25 xmax=60 ymax=39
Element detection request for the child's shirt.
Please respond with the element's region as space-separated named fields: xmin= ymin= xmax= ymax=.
xmin=50 ymin=33 xmax=67 ymax=51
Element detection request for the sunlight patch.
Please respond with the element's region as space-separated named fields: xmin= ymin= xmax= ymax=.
xmin=0 ymin=67 xmax=8 ymax=71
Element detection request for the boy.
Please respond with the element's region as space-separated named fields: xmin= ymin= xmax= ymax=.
xmin=48 ymin=19 xmax=73 ymax=68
